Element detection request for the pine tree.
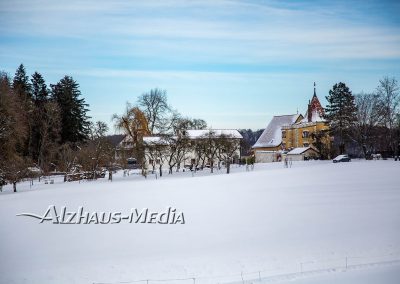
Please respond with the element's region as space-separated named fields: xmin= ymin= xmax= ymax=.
xmin=51 ymin=76 xmax=90 ymax=144
xmin=324 ymin=82 xmax=357 ymax=154
xmin=25 ymin=72 xmax=52 ymax=163
xmin=13 ymin=64 xmax=31 ymax=101
xmin=12 ymin=64 xmax=33 ymax=157
xmin=31 ymin=72 xmax=49 ymax=105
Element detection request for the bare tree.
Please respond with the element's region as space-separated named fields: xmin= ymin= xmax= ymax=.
xmin=79 ymin=121 xmax=114 ymax=179
xmin=217 ymin=135 xmax=241 ymax=174
xmin=3 ymin=156 xmax=29 ymax=192
xmin=376 ymin=77 xmax=400 ymax=156
xmin=0 ymin=72 xmax=29 ymax=192
xmin=202 ymin=131 xmax=220 ymax=173
xmin=164 ymin=135 xmax=190 ymax=174
xmin=170 ymin=115 xmax=208 ymax=134
xmin=38 ymin=101 xmax=61 ymax=173
xmin=57 ymin=143 xmax=77 ymax=173
xmin=137 ymin=88 xmax=171 ymax=134
xmin=353 ymin=92 xmax=381 ymax=157
xmin=144 ymin=138 xmax=168 ymax=177
xmin=193 ymin=139 xmax=207 ymax=170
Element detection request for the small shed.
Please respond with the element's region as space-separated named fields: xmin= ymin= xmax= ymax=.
xmin=286 ymin=147 xmax=319 ymax=161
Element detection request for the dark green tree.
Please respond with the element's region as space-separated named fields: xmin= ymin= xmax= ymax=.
xmin=13 ymin=64 xmax=31 ymax=101
xmin=324 ymin=82 xmax=357 ymax=154
xmin=31 ymin=72 xmax=49 ymax=105
xmin=29 ymin=72 xmax=50 ymax=162
xmin=12 ymin=64 xmax=33 ymax=157
xmin=51 ymin=76 xmax=90 ymax=144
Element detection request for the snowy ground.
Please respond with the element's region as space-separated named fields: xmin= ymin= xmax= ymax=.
xmin=0 ymin=160 xmax=399 ymax=284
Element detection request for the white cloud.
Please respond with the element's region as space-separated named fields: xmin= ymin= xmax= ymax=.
xmin=1 ymin=0 xmax=399 ymax=62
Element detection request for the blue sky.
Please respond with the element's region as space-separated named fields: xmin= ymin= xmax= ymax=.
xmin=1 ymin=0 xmax=400 ymax=131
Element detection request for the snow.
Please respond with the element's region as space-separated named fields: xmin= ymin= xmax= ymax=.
xmin=253 ymin=114 xmax=300 ymax=148
xmin=311 ymin=109 xmax=324 ymax=122
xmin=287 ymin=147 xmax=311 ymax=155
xmin=0 ymin=160 xmax=399 ymax=284
xmin=264 ymin=262 xmax=400 ymax=284
xmin=184 ymin=129 xmax=242 ymax=139
xmin=300 ymin=110 xmax=325 ymax=124
xmin=143 ymin=136 xmax=171 ymax=145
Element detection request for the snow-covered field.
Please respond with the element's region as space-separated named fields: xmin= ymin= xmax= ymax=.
xmin=1 ymin=160 xmax=399 ymax=284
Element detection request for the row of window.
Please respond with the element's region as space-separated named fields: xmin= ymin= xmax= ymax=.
xmin=282 ymin=130 xmax=310 ymax=139
xmin=282 ymin=143 xmax=309 ymax=149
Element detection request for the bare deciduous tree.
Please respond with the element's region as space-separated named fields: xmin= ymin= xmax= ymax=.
xmin=217 ymin=135 xmax=241 ymax=174
xmin=376 ymin=77 xmax=400 ymax=155
xmin=38 ymin=101 xmax=61 ymax=173
xmin=138 ymin=88 xmax=171 ymax=134
xmin=353 ymin=92 xmax=381 ymax=157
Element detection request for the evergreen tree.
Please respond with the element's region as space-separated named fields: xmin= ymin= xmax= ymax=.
xmin=51 ymin=76 xmax=90 ymax=144
xmin=31 ymin=72 xmax=49 ymax=105
xmin=13 ymin=64 xmax=31 ymax=101
xmin=12 ymin=64 xmax=33 ymax=157
xmin=324 ymin=82 xmax=357 ymax=154
xmin=25 ymin=72 xmax=54 ymax=164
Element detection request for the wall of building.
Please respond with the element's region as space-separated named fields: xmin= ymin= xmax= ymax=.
xmin=255 ymin=151 xmax=281 ymax=163
xmin=282 ymin=122 xmax=329 ymax=149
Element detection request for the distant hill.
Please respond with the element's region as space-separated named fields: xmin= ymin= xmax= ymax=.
xmin=238 ymin=129 xmax=264 ymax=156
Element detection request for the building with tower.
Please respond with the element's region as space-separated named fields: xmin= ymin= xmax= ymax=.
xmin=253 ymin=83 xmax=331 ymax=162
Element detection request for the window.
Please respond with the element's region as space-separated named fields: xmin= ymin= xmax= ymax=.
xmin=303 ymin=143 xmax=309 ymax=147
xmin=302 ymin=131 xmax=309 ymax=138
xmin=282 ymin=131 xmax=286 ymax=138
xmin=127 ymin=158 xmax=137 ymax=165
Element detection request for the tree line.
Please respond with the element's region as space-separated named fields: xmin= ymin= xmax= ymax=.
xmin=0 ymin=64 xmax=111 ymax=191
xmin=320 ymin=77 xmax=400 ymax=158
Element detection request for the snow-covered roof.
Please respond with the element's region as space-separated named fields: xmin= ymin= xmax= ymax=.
xmin=253 ymin=114 xmax=301 ymax=148
xmin=287 ymin=147 xmax=318 ymax=155
xmin=143 ymin=136 xmax=171 ymax=145
xmin=184 ymin=129 xmax=243 ymax=139
xmin=300 ymin=109 xmax=325 ymax=123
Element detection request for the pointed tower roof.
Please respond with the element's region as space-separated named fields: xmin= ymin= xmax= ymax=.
xmin=305 ymin=82 xmax=324 ymax=122
xmin=313 ymin=82 xmax=317 ymax=97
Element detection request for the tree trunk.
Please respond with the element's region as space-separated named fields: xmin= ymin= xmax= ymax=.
xmin=362 ymin=144 xmax=367 ymax=159
xmin=210 ymin=160 xmax=214 ymax=173
xmin=226 ymin=161 xmax=231 ymax=174
xmin=339 ymin=143 xmax=345 ymax=155
xmin=13 ymin=182 xmax=17 ymax=192
xmin=159 ymin=165 xmax=162 ymax=177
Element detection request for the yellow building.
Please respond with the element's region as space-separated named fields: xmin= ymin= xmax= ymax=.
xmin=253 ymin=83 xmax=331 ymax=162
xmin=282 ymin=84 xmax=331 ymax=156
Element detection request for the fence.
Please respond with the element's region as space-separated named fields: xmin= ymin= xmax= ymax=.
xmin=93 ymin=251 xmax=400 ymax=284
